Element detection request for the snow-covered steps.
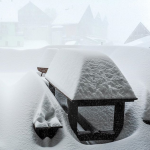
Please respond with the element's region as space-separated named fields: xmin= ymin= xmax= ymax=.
xmin=33 ymin=94 xmax=62 ymax=139
xmin=45 ymin=48 xmax=137 ymax=141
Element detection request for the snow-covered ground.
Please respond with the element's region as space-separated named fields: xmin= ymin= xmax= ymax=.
xmin=125 ymin=36 xmax=150 ymax=48
xmin=0 ymin=40 xmax=50 ymax=50
xmin=0 ymin=46 xmax=149 ymax=150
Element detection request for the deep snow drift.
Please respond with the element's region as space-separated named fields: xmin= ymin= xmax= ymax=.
xmin=0 ymin=46 xmax=149 ymax=150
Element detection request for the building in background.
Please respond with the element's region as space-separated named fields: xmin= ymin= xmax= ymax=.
xmin=18 ymin=2 xmax=51 ymax=41
xmin=0 ymin=1 xmax=109 ymax=46
xmin=92 ymin=13 xmax=108 ymax=40
xmin=0 ymin=6 xmax=24 ymax=47
xmin=51 ymin=6 xmax=108 ymax=45
xmin=124 ymin=22 xmax=150 ymax=44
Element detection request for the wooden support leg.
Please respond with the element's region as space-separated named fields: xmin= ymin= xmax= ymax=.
xmin=113 ymin=102 xmax=125 ymax=138
xmin=49 ymin=83 xmax=55 ymax=96
xmin=67 ymin=99 xmax=78 ymax=134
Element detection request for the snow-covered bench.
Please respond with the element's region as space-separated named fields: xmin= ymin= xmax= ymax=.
xmin=45 ymin=48 xmax=137 ymax=141
xmin=33 ymin=94 xmax=62 ymax=139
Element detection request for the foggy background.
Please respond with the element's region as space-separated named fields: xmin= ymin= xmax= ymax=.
xmin=0 ymin=0 xmax=149 ymax=48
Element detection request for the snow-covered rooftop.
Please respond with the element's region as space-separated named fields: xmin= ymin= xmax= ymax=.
xmin=125 ymin=35 xmax=150 ymax=48
xmin=52 ymin=5 xmax=92 ymax=25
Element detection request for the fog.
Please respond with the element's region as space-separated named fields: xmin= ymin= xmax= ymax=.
xmin=0 ymin=0 xmax=149 ymax=47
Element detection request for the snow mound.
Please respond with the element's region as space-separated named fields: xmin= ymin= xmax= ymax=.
xmin=0 ymin=48 xmax=46 ymax=72
xmin=33 ymin=94 xmax=62 ymax=128
xmin=38 ymin=48 xmax=58 ymax=69
xmin=46 ymin=48 xmax=136 ymax=100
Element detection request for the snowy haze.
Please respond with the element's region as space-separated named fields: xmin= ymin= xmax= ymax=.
xmin=19 ymin=0 xmax=150 ymax=41
xmin=0 ymin=46 xmax=149 ymax=149
xmin=0 ymin=0 xmax=149 ymax=48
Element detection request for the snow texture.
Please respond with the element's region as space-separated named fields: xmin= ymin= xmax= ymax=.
xmin=0 ymin=46 xmax=150 ymax=150
xmin=46 ymin=48 xmax=136 ymax=100
xmin=38 ymin=48 xmax=58 ymax=69
xmin=33 ymin=94 xmax=62 ymax=128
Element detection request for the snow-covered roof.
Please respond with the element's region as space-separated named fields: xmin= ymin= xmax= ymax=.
xmin=125 ymin=22 xmax=150 ymax=44
xmin=52 ymin=5 xmax=92 ymax=25
xmin=125 ymin=35 xmax=150 ymax=48
xmin=46 ymin=48 xmax=136 ymax=100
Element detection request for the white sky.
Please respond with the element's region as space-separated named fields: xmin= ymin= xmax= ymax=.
xmin=2 ymin=0 xmax=150 ymax=43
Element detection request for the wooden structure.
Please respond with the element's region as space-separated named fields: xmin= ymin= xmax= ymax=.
xmin=33 ymin=124 xmax=62 ymax=139
xmin=48 ymin=83 xmax=137 ymax=141
xmin=37 ymin=67 xmax=48 ymax=76
xmin=33 ymin=125 xmax=62 ymax=140
xmin=45 ymin=48 xmax=137 ymax=141
xmin=37 ymin=48 xmax=58 ymax=76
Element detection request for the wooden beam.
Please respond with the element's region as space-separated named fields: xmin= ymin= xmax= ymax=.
xmin=67 ymin=99 xmax=78 ymax=134
xmin=113 ymin=102 xmax=125 ymax=138
xmin=49 ymin=83 xmax=55 ymax=96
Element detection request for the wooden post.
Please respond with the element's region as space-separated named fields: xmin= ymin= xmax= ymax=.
xmin=113 ymin=102 xmax=125 ymax=137
xmin=67 ymin=99 xmax=78 ymax=134
xmin=49 ymin=83 xmax=55 ymax=96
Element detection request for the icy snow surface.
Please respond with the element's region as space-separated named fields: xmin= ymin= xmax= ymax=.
xmin=0 ymin=46 xmax=150 ymax=150
xmin=46 ymin=48 xmax=136 ymax=100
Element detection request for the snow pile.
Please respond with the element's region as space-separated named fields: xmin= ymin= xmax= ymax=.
xmin=38 ymin=48 xmax=58 ymax=69
xmin=46 ymin=48 xmax=136 ymax=100
xmin=33 ymin=94 xmax=62 ymax=128
xmin=109 ymin=46 xmax=150 ymax=125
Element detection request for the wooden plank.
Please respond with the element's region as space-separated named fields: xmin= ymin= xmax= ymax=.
xmin=37 ymin=67 xmax=48 ymax=73
xmin=46 ymin=82 xmax=127 ymax=141
xmin=67 ymin=99 xmax=78 ymax=134
xmin=113 ymin=102 xmax=125 ymax=137
xmin=77 ymin=130 xmax=115 ymax=141
xmin=45 ymin=79 xmax=137 ymax=103
xmin=78 ymin=113 xmax=98 ymax=133
xmin=77 ymin=99 xmax=136 ymax=106
xmin=49 ymin=83 xmax=55 ymax=96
